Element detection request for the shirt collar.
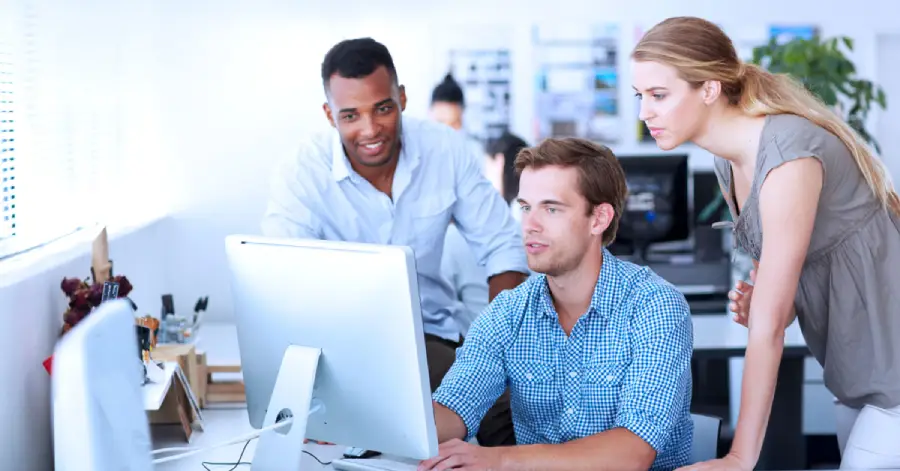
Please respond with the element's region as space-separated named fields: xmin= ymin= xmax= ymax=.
xmin=330 ymin=130 xmax=352 ymax=182
xmin=329 ymin=115 xmax=421 ymax=185
xmin=535 ymin=248 xmax=617 ymax=319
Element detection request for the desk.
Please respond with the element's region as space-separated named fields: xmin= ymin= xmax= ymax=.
xmin=692 ymin=315 xmax=809 ymax=471
xmin=154 ymin=407 xmax=345 ymax=470
xmin=180 ymin=318 xmax=810 ymax=470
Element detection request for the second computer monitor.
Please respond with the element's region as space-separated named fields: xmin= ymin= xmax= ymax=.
xmin=225 ymin=235 xmax=439 ymax=460
xmin=612 ymin=154 xmax=690 ymax=261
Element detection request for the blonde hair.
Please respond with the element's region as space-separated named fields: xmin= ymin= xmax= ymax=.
xmin=632 ymin=16 xmax=900 ymax=215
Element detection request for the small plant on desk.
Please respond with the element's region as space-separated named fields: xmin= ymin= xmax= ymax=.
xmin=58 ymin=274 xmax=134 ymax=335
xmin=42 ymin=269 xmax=140 ymax=375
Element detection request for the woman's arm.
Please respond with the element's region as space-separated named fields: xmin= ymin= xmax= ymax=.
xmin=728 ymin=157 xmax=823 ymax=469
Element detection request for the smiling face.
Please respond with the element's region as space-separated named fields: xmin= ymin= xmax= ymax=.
xmin=323 ymin=65 xmax=407 ymax=168
xmin=632 ymin=60 xmax=711 ymax=150
xmin=517 ymin=165 xmax=610 ymax=277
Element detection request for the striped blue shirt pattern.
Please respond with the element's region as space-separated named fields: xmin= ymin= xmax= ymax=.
xmin=433 ymin=250 xmax=694 ymax=470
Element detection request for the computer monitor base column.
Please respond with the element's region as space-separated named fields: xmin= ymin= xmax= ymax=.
xmin=251 ymin=345 xmax=322 ymax=471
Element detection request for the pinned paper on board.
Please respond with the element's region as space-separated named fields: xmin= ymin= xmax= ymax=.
xmin=533 ymin=23 xmax=622 ymax=144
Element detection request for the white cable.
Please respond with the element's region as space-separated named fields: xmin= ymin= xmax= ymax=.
xmin=151 ymin=418 xmax=294 ymax=464
xmin=152 ymin=446 xmax=197 ymax=455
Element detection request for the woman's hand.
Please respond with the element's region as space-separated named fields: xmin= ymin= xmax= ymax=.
xmin=728 ymin=269 xmax=755 ymax=327
xmin=676 ymin=453 xmax=753 ymax=471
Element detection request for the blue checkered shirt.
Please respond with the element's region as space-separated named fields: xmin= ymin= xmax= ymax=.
xmin=433 ymin=250 xmax=694 ymax=470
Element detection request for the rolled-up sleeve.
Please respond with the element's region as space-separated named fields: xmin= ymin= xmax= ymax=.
xmin=614 ymin=285 xmax=693 ymax=452
xmin=433 ymin=291 xmax=511 ymax=440
xmin=260 ymin=152 xmax=322 ymax=239
xmin=449 ymin=139 xmax=528 ymax=278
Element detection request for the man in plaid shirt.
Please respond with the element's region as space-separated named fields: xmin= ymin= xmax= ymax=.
xmin=421 ymin=138 xmax=694 ymax=471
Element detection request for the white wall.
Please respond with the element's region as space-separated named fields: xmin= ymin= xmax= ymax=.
xmin=0 ymin=217 xmax=170 ymax=470
xmin=152 ymin=0 xmax=900 ymax=321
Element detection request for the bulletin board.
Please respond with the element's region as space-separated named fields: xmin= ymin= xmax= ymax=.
xmin=447 ymin=48 xmax=512 ymax=144
xmin=532 ymin=23 xmax=622 ymax=144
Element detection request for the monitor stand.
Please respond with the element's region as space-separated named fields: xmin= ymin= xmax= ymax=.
xmin=251 ymin=345 xmax=322 ymax=471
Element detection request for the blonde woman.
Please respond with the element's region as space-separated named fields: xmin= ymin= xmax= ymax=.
xmin=632 ymin=16 xmax=900 ymax=471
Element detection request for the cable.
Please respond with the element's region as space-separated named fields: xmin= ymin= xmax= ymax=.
xmin=201 ymin=439 xmax=252 ymax=470
xmin=152 ymin=446 xmax=197 ymax=455
xmin=302 ymin=449 xmax=333 ymax=466
xmin=197 ymin=440 xmax=333 ymax=469
xmin=151 ymin=418 xmax=293 ymax=464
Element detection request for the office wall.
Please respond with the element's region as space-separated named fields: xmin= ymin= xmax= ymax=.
xmin=152 ymin=0 xmax=897 ymax=321
xmin=0 ymin=218 xmax=170 ymax=470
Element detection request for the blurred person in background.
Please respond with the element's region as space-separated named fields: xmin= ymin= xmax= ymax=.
xmin=442 ymin=130 xmax=531 ymax=334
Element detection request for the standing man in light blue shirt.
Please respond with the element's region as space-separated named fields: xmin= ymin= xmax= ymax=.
xmin=421 ymin=138 xmax=694 ymax=471
xmin=260 ymin=37 xmax=529 ymax=447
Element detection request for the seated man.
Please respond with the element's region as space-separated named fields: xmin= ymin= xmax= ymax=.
xmin=422 ymin=138 xmax=694 ymax=471
xmin=260 ymin=37 xmax=529 ymax=447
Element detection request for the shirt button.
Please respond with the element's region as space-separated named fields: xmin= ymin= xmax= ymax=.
xmin=569 ymin=371 xmax=577 ymax=378
xmin=525 ymin=373 xmax=533 ymax=380
xmin=606 ymin=375 xmax=615 ymax=381
xmin=567 ymin=407 xmax=575 ymax=414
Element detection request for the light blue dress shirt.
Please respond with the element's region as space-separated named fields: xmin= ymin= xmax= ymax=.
xmin=261 ymin=116 xmax=528 ymax=342
xmin=433 ymin=250 xmax=694 ymax=470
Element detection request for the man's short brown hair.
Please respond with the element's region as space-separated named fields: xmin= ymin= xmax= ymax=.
xmin=514 ymin=137 xmax=627 ymax=246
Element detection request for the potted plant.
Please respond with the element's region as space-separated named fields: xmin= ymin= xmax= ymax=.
xmin=697 ymin=33 xmax=888 ymax=281
xmin=42 ymin=269 xmax=138 ymax=375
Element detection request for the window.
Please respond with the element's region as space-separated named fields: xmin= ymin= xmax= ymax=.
xmin=0 ymin=39 xmax=15 ymax=245
xmin=0 ymin=0 xmax=167 ymax=261
xmin=0 ymin=5 xmax=18 ymax=256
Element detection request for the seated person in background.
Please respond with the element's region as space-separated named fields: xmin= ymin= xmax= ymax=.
xmin=260 ymin=37 xmax=529 ymax=447
xmin=421 ymin=138 xmax=694 ymax=471
xmin=442 ymin=130 xmax=530 ymax=334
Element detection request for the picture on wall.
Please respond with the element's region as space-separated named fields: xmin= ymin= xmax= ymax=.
xmin=532 ymin=23 xmax=621 ymax=144
xmin=769 ymin=25 xmax=819 ymax=44
xmin=447 ymin=48 xmax=512 ymax=144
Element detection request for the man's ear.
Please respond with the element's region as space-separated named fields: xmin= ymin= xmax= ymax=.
xmin=399 ymin=85 xmax=407 ymax=111
xmin=323 ymin=102 xmax=336 ymax=128
xmin=591 ymin=203 xmax=614 ymax=237
xmin=702 ymin=80 xmax=722 ymax=105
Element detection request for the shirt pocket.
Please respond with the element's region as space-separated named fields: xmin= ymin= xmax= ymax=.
xmin=406 ymin=191 xmax=456 ymax=251
xmin=582 ymin=361 xmax=629 ymax=418
xmin=508 ymin=362 xmax=556 ymax=423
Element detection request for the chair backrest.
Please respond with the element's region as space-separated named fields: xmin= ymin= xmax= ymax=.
xmin=690 ymin=413 xmax=722 ymax=463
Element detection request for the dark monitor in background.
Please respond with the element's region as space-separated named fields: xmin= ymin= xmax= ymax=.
xmin=609 ymin=154 xmax=690 ymax=264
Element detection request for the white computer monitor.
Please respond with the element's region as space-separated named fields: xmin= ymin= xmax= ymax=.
xmin=225 ymin=235 xmax=439 ymax=464
xmin=51 ymin=299 xmax=153 ymax=471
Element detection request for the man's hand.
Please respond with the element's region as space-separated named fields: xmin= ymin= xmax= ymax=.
xmin=728 ymin=269 xmax=756 ymax=327
xmin=417 ymin=439 xmax=505 ymax=471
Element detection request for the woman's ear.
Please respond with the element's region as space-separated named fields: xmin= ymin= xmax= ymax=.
xmin=702 ymin=80 xmax=723 ymax=105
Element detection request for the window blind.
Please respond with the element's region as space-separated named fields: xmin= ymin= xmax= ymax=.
xmin=0 ymin=27 xmax=15 ymax=243
xmin=0 ymin=52 xmax=14 ymax=242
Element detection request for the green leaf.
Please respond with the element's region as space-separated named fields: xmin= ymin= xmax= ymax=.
xmin=744 ymin=32 xmax=886 ymax=181
xmin=842 ymin=36 xmax=854 ymax=51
